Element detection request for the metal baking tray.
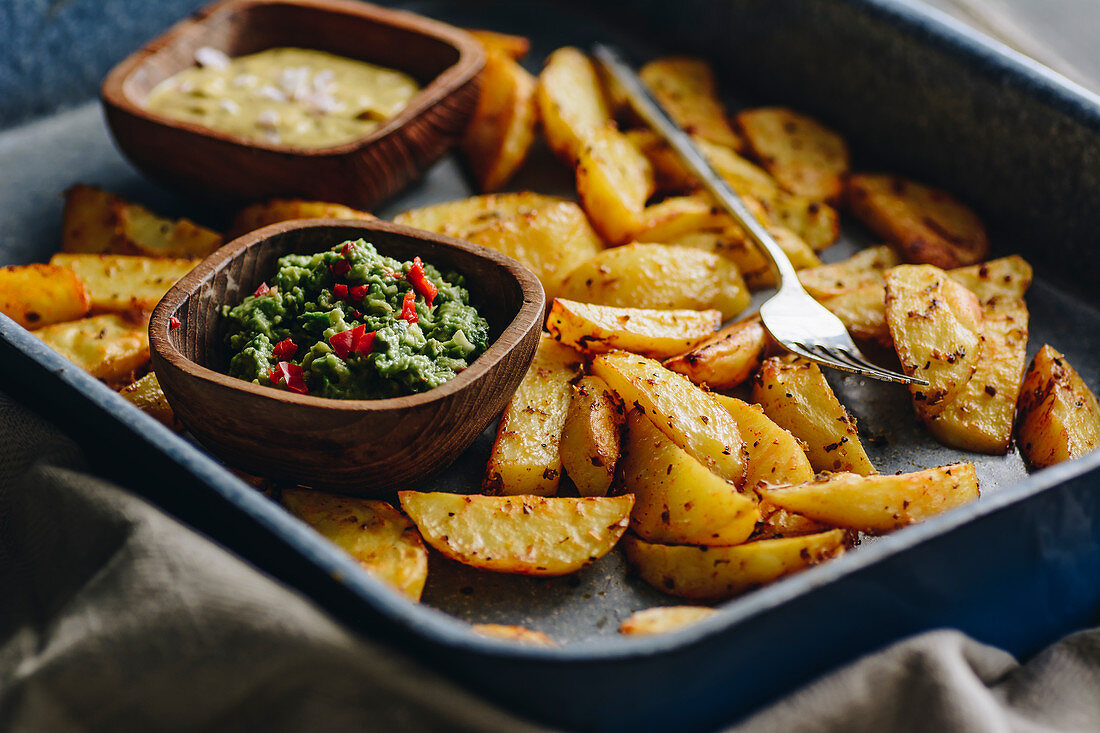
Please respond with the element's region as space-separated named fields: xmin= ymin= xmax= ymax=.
xmin=4 ymin=0 xmax=1100 ymax=730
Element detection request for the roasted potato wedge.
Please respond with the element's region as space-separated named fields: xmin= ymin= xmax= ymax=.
xmin=634 ymin=194 xmax=730 ymax=243
xmin=281 ymin=490 xmax=428 ymax=601
xmin=948 ymin=255 xmax=1033 ymax=303
xmin=461 ymin=50 xmax=538 ymax=192
xmin=847 ymin=174 xmax=990 ymax=268
xmin=760 ymin=463 xmax=979 ymax=534
xmin=560 ymin=376 xmax=624 ymax=497
xmin=735 ymin=107 xmax=850 ymax=202
xmin=592 ymin=351 xmax=746 ymax=483
xmin=752 ymin=503 xmax=831 ymax=540
xmin=536 ymin=47 xmax=611 ymax=163
xmin=1017 ymin=346 xmax=1100 ymax=468
xmin=468 ymin=29 xmax=531 ymax=60
xmin=752 ymin=356 xmax=875 ymax=475
xmin=119 ymin=373 xmax=178 ymax=429
xmin=667 ymin=223 xmax=822 ymax=289
xmin=819 ymin=284 xmax=890 ymax=345
xmin=392 ymin=192 xmax=565 ymax=240
xmin=34 ymin=312 xmax=150 ymax=383
xmin=230 ymin=199 xmax=375 ymax=237
xmin=547 ymin=298 xmax=719 ymax=359
xmin=622 ymin=530 xmax=846 ymax=600
xmin=714 ymin=396 xmax=814 ymax=492
xmin=576 ymin=125 xmax=655 ymax=245
xmin=0 ymin=263 xmax=90 ymax=329
xmin=622 ymin=409 xmax=759 ymax=546
xmin=625 ymin=128 xmax=703 ymax=194
xmin=398 ymin=492 xmax=634 ymax=576
xmin=663 ymin=317 xmax=768 ymax=389
xmin=50 ymin=253 xmax=195 ymax=315
xmin=472 ymin=624 xmax=555 ymax=645
xmin=619 ymin=606 xmax=717 ymax=636
xmin=638 ymin=57 xmax=743 ymax=151
xmin=798 ymin=245 xmax=902 ymax=298
xmin=558 ymin=243 xmax=749 ymax=320
xmin=484 ymin=335 xmax=582 ymax=496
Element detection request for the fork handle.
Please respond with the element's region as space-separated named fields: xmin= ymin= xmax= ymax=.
xmin=592 ymin=44 xmax=800 ymax=287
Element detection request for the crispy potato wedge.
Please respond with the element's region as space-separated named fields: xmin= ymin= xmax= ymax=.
xmin=622 ymin=530 xmax=846 ymax=600
xmin=34 ymin=313 xmax=150 ymax=382
xmin=536 ymin=47 xmax=611 ymax=163
xmin=819 ymin=284 xmax=891 ymax=345
xmin=714 ymin=396 xmax=814 ymax=492
xmin=847 ymin=174 xmax=990 ymax=268
xmin=622 ymin=410 xmax=759 ymax=546
xmin=547 ymin=299 xmax=719 ymax=359
xmin=1017 ymin=346 xmax=1100 ymax=468
xmin=392 ymin=192 xmax=565 ymax=240
xmin=798 ymin=245 xmax=902 ymax=298
xmin=638 ymin=57 xmax=743 ymax=151
xmin=760 ymin=463 xmax=979 ymax=534
xmin=560 ymin=376 xmax=624 ymax=497
xmin=948 ymin=255 xmax=1033 ymax=303
xmin=663 ymin=317 xmax=768 ymax=389
xmin=619 ymin=606 xmax=717 ymax=636
xmin=576 ymin=125 xmax=655 ymax=245
xmin=0 ymin=263 xmax=90 ymax=329
xmin=752 ymin=503 xmax=831 ymax=540
xmin=230 ymin=199 xmax=375 ymax=237
xmin=461 ymin=50 xmax=538 ymax=192
xmin=467 ymin=200 xmax=604 ymax=300
xmin=592 ymin=351 xmax=746 ymax=483
xmin=667 ymin=223 xmax=822 ymax=289
xmin=625 ymin=129 xmax=702 ymax=194
xmin=558 ymin=243 xmax=749 ymax=320
xmin=752 ymin=356 xmax=875 ymax=475
xmin=484 ymin=335 xmax=582 ymax=496
xmin=468 ymin=29 xmax=531 ymax=60
xmin=471 ymin=624 xmax=555 ymax=645
xmin=398 ymin=492 xmax=634 ymax=576
xmin=50 ymin=253 xmax=194 ymax=315
xmin=281 ymin=489 xmax=428 ymax=601
xmin=735 ymin=107 xmax=850 ymax=202
xmin=118 ymin=372 xmax=178 ymax=429
xmin=634 ymin=194 xmax=730 ymax=243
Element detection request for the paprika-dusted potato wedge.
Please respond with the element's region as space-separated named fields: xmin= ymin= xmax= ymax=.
xmin=592 ymin=351 xmax=746 ymax=483
xmin=118 ymin=372 xmax=178 ymax=429
xmin=547 ymin=299 xmax=720 ymax=360
xmin=667 ymin=223 xmax=822 ymax=290
xmin=461 ymin=49 xmax=538 ymax=192
xmin=664 ymin=318 xmax=769 ymax=390
xmin=281 ymin=490 xmax=429 ymax=601
xmin=948 ymin=255 xmax=1033 ymax=304
xmin=536 ymin=47 xmax=611 ymax=164
xmin=62 ymin=184 xmax=223 ymax=258
xmin=760 ymin=463 xmax=980 ymax=534
xmin=752 ymin=503 xmax=831 ymax=540
xmin=0 ymin=263 xmax=90 ymax=329
xmin=472 ymin=624 xmax=555 ymax=645
xmin=576 ymin=125 xmax=655 ymax=245
xmin=467 ymin=200 xmax=604 ymax=300
xmin=622 ymin=530 xmax=846 ymax=600
xmin=798 ymin=245 xmax=902 ymax=298
xmin=847 ymin=174 xmax=990 ymax=268
xmin=50 ymin=253 xmax=195 ymax=315
xmin=34 ymin=312 xmax=150 ymax=382
xmin=638 ymin=57 xmax=743 ymax=151
xmin=752 ymin=356 xmax=876 ymax=475
xmin=230 ymin=198 xmax=375 ymax=237
xmin=484 ymin=335 xmax=582 ymax=496
xmin=713 ymin=395 xmax=815 ymax=492
xmin=558 ymin=243 xmax=750 ymax=320
xmin=619 ymin=606 xmax=717 ymax=636
xmin=735 ymin=107 xmax=850 ymax=202
xmin=622 ymin=410 xmax=759 ymax=546
xmin=818 ymin=284 xmax=891 ymax=346
xmin=392 ymin=192 xmax=565 ymax=240
xmin=560 ymin=376 xmax=625 ymax=497
xmin=398 ymin=492 xmax=634 ymax=576
xmin=468 ymin=29 xmax=531 ymax=60
xmin=1017 ymin=345 xmax=1100 ymax=468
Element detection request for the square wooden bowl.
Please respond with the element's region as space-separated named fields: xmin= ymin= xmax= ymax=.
xmin=101 ymin=0 xmax=485 ymax=209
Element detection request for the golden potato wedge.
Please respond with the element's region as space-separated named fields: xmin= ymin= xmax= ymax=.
xmin=622 ymin=530 xmax=846 ymax=600
xmin=625 ymin=128 xmax=700 ymax=194
xmin=713 ymin=396 xmax=814 ymax=492
xmin=484 ymin=335 xmax=581 ymax=496
xmin=560 ymin=376 xmax=624 ymax=497
xmin=798 ymin=245 xmax=902 ymax=298
xmin=592 ymin=351 xmax=746 ymax=483
xmin=50 ymin=253 xmax=194 ymax=315
xmin=638 ymin=57 xmax=743 ymax=150
xmin=818 ymin=284 xmax=890 ymax=346
xmin=0 ymin=263 xmax=90 ymax=329
xmin=622 ymin=410 xmax=759 ymax=546
xmin=34 ymin=313 xmax=150 ymax=383
xmin=536 ymin=47 xmax=611 ymax=163
xmin=1017 ymin=346 xmax=1100 ymax=468
xmin=392 ymin=192 xmax=565 ymax=240
xmin=760 ymin=463 xmax=980 ymax=534
xmin=461 ymin=50 xmax=538 ymax=192
xmin=847 ymin=174 xmax=990 ymax=268
xmin=752 ymin=356 xmax=875 ymax=475
xmin=948 ymin=255 xmax=1033 ymax=303
xmin=735 ymin=107 xmax=850 ymax=202
xmin=667 ymin=223 xmax=822 ymax=289
xmin=752 ymin=503 xmax=831 ymax=540
xmin=281 ymin=489 xmax=428 ymax=601
xmin=619 ymin=606 xmax=717 ymax=636
xmin=472 ymin=624 xmax=555 ymax=645
xmin=468 ymin=29 xmax=531 ymax=60
xmin=547 ymin=298 xmax=719 ymax=360
xmin=467 ymin=200 xmax=604 ymax=300
xmin=663 ymin=318 xmax=768 ymax=389
xmin=398 ymin=492 xmax=634 ymax=576
xmin=118 ymin=372 xmax=178 ymax=429
xmin=557 ymin=243 xmax=749 ymax=320
xmin=634 ymin=194 xmax=729 ymax=243
xmin=576 ymin=125 xmax=655 ymax=245
xmin=230 ymin=199 xmax=375 ymax=237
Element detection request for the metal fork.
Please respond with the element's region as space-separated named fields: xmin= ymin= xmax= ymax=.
xmin=593 ymin=44 xmax=927 ymax=387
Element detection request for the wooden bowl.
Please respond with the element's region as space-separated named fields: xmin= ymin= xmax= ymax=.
xmin=101 ymin=0 xmax=484 ymax=209
xmin=149 ymin=219 xmax=544 ymax=493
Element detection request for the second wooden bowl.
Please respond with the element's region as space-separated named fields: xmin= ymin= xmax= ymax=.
xmin=149 ymin=219 xmax=544 ymax=493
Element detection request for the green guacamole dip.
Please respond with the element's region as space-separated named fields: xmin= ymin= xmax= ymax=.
xmin=222 ymin=239 xmax=489 ymax=399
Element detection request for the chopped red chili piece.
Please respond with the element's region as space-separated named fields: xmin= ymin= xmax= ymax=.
xmin=329 ymin=323 xmax=366 ymax=360
xmin=349 ymin=284 xmax=368 ymax=301
xmin=333 ymin=283 xmax=349 ymax=299
xmin=355 ymin=330 xmax=377 ymax=356
xmin=331 ymin=259 xmax=351 ymax=278
xmin=253 ymin=282 xmax=270 ymax=297
xmin=341 ymin=241 xmax=355 ymax=259
xmin=271 ymin=361 xmax=307 ymax=394
xmin=407 ymin=256 xmax=437 ymax=306
xmin=168 ymin=316 xmax=181 ymax=332
xmin=350 ymin=309 xmax=362 ymax=320
xmin=272 ymin=337 xmax=297 ymax=361
xmin=400 ymin=290 xmax=418 ymax=323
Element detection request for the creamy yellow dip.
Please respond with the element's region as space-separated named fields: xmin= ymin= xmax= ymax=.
xmin=144 ymin=47 xmax=420 ymax=148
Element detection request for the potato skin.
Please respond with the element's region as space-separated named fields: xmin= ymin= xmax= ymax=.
xmin=735 ymin=106 xmax=850 ymax=202
xmin=639 ymin=57 xmax=743 ymax=151
xmin=119 ymin=373 xmax=178 ymax=429
xmin=560 ymin=376 xmax=624 ymax=498
xmin=536 ymin=47 xmax=610 ymax=164
xmin=547 ymin=298 xmax=720 ymax=360
xmin=664 ymin=318 xmax=768 ymax=389
xmin=0 ymin=263 xmax=90 ymax=329
xmin=713 ymin=395 xmax=814 ymax=492
xmin=1017 ymin=346 xmax=1100 ymax=468
xmin=575 ymin=125 xmax=655 ymax=245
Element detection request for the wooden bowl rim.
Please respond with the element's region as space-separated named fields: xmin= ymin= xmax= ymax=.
xmin=100 ymin=0 xmax=486 ymax=157
xmin=150 ymin=218 xmax=545 ymax=412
